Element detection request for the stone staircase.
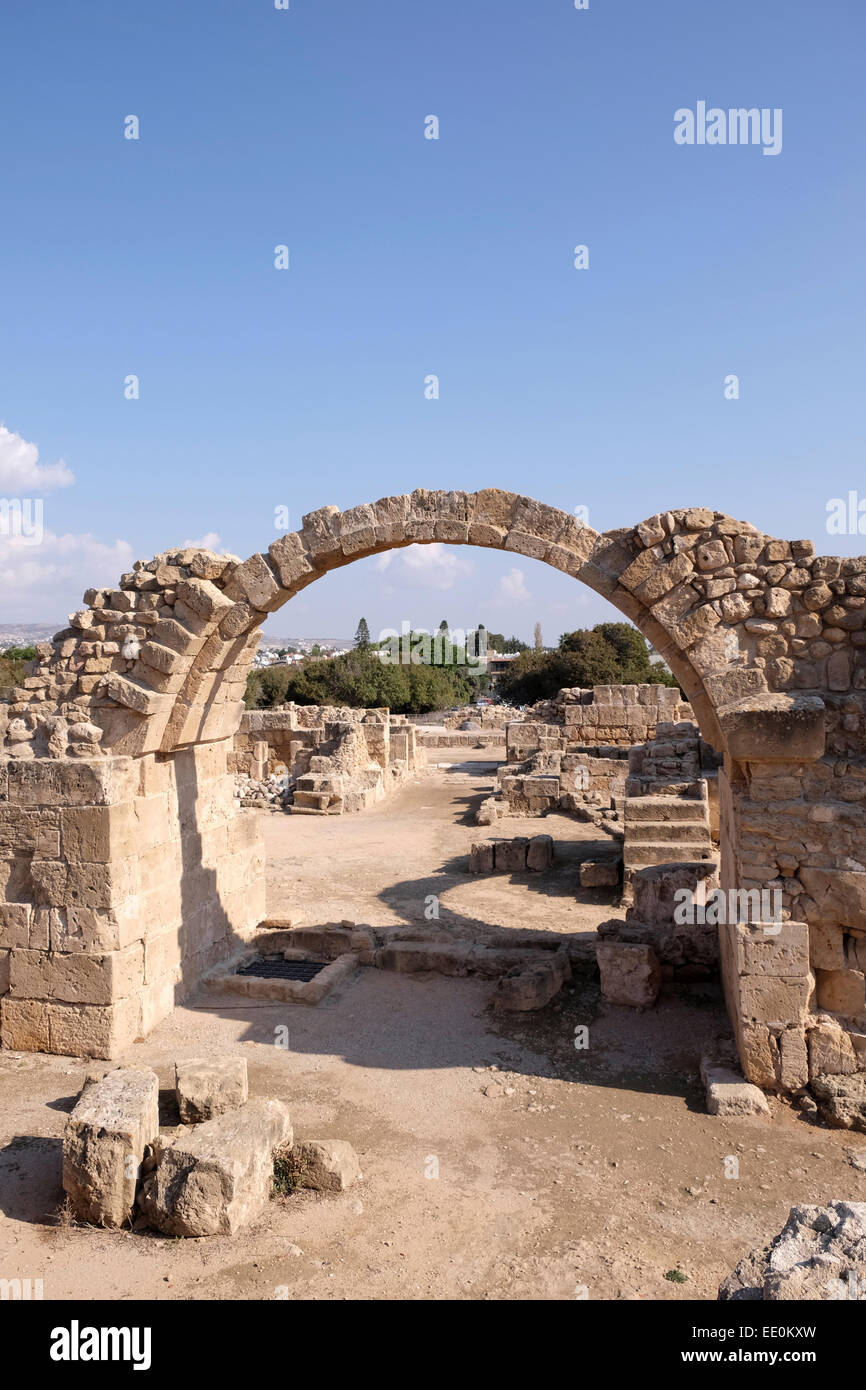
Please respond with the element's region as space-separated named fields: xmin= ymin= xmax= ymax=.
xmin=622 ymin=784 xmax=714 ymax=883
xmin=620 ymin=718 xmax=717 ymax=902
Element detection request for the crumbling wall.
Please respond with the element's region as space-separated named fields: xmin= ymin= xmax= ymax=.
xmin=232 ymin=704 xmax=420 ymax=815
xmin=505 ymin=684 xmax=693 ymax=763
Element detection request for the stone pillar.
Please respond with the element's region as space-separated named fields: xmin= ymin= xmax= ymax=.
xmin=0 ymin=738 xmax=264 ymax=1058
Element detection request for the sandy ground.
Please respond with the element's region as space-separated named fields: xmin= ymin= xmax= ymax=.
xmin=1 ymin=751 xmax=865 ymax=1301
xmin=264 ymin=749 xmax=622 ymax=938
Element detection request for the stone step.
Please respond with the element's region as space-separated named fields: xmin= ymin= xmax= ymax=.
xmin=625 ymin=821 xmax=710 ymax=843
xmin=624 ymin=797 xmax=707 ymax=822
xmin=624 ymin=843 xmax=715 ymax=868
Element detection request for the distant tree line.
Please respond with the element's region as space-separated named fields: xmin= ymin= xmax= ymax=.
xmin=496 ymin=623 xmax=679 ymax=705
xmin=244 ymin=618 xmax=676 ymax=713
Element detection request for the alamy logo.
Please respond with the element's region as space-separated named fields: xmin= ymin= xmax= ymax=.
xmin=50 ymin=1320 xmax=152 ymax=1371
xmin=673 ymin=884 xmax=783 ymax=929
xmin=0 ymin=498 xmax=43 ymax=545
xmin=674 ymin=102 xmax=782 ymax=156
xmin=0 ymin=1276 xmax=43 ymax=1299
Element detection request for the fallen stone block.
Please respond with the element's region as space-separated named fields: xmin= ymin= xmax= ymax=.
xmin=700 ymin=1053 xmax=770 ymax=1117
xmin=493 ymin=950 xmax=570 ymax=1011
xmin=580 ymin=859 xmax=620 ymax=888
xmin=293 ymin=1139 xmax=361 ymax=1192
xmin=63 ymin=1066 xmax=159 ymax=1228
xmin=526 ymin=834 xmax=554 ymax=871
xmin=175 ymin=1056 xmax=249 ymax=1124
xmin=596 ymin=941 xmax=660 ymax=1007
xmin=811 ymin=1073 xmax=866 ymax=1132
xmin=138 ymin=1097 xmax=292 ymax=1236
xmin=719 ymin=1201 xmax=866 ymax=1300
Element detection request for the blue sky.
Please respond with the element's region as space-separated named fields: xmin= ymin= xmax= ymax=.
xmin=1 ymin=0 xmax=864 ymax=638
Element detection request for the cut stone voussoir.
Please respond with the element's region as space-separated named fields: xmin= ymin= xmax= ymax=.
xmin=175 ymin=1056 xmax=249 ymax=1124
xmin=138 ymin=1097 xmax=292 ymax=1237
xmin=62 ymin=1066 xmax=159 ymax=1227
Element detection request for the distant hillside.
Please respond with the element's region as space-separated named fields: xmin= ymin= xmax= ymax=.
xmin=0 ymin=623 xmax=58 ymax=647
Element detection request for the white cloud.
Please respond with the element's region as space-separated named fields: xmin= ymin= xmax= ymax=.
xmin=0 ymin=427 xmax=131 ymax=622
xmin=0 ymin=425 xmax=74 ymax=493
xmin=375 ymin=543 xmax=474 ymax=591
xmin=496 ymin=567 xmax=530 ymax=602
xmin=0 ymin=529 xmax=134 ymax=620
xmin=182 ymin=531 xmax=222 ymax=550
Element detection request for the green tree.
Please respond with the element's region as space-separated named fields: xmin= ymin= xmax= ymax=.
xmin=355 ymin=617 xmax=371 ymax=649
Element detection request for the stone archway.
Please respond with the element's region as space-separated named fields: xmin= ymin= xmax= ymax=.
xmin=0 ymin=489 xmax=862 ymax=1098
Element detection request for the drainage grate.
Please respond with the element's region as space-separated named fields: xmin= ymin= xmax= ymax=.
xmin=236 ymin=957 xmax=326 ymax=982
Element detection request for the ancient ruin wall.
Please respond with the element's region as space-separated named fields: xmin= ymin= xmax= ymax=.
xmin=0 ymin=490 xmax=864 ymax=1089
xmin=233 ymin=703 xmax=421 ymax=813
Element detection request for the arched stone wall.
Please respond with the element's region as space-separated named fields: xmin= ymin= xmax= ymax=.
xmin=1 ymin=489 xmax=863 ymax=1096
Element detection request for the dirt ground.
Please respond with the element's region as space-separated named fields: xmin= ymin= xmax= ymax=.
xmin=1 ymin=751 xmax=864 ymax=1301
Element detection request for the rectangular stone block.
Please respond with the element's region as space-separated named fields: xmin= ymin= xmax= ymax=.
xmin=816 ymin=968 xmax=866 ymax=1018
xmin=175 ymin=1056 xmax=248 ymax=1123
xmin=138 ymin=1098 xmax=292 ymax=1236
xmin=469 ymin=841 xmax=494 ymax=873
xmin=9 ymin=942 xmax=144 ymax=1006
xmin=738 ymin=972 xmax=812 ymax=1029
xmin=494 ymin=838 xmax=529 ymax=872
xmin=735 ymin=921 xmax=810 ymax=978
xmin=63 ymin=1067 xmax=159 ymax=1226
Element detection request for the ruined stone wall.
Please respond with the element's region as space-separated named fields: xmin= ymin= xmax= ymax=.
xmin=0 ymin=740 xmax=263 ymax=1058
xmin=231 ymin=704 xmax=421 ymax=815
xmin=506 ymin=684 xmax=693 ymax=763
xmin=231 ymin=704 xmax=410 ymax=778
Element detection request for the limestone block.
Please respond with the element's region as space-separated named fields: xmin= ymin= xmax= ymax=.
xmin=816 ymin=969 xmax=866 ymax=1018
xmin=580 ymin=859 xmax=620 ymax=888
xmin=738 ymin=973 xmax=812 ymax=1030
xmin=526 ymin=834 xmax=554 ymax=871
xmin=293 ymin=1139 xmax=361 ymax=1191
xmin=735 ymin=921 xmax=810 ymax=978
xmin=9 ymin=943 xmax=144 ymax=1007
xmin=175 ymin=1057 xmax=249 ymax=1124
xmin=700 ymin=1056 xmax=771 ymax=1116
xmin=800 ymin=868 xmax=866 ymax=930
xmin=719 ymin=1201 xmax=866 ymax=1299
xmin=138 ymin=1098 xmax=292 ymax=1236
xmin=375 ymin=941 xmax=473 ymax=975
xmin=779 ymin=1027 xmax=809 ymax=1091
xmin=808 ymin=920 xmax=846 ymax=971
xmin=493 ymin=950 xmax=570 ymax=1011
xmin=808 ymin=1019 xmax=858 ymax=1078
xmin=596 ymin=942 xmax=660 ymax=1007
xmin=494 ymin=838 xmax=529 ymax=872
xmin=469 ymin=841 xmax=494 ymax=873
xmin=810 ymin=1075 xmax=866 ymax=1132
xmin=63 ymin=1067 xmax=159 ymax=1226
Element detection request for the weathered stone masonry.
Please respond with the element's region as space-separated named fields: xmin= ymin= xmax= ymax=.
xmin=0 ymin=489 xmax=864 ymax=1094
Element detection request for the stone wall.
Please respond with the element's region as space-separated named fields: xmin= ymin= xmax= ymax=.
xmin=0 ymin=740 xmax=263 ymax=1057
xmin=232 ymin=704 xmax=421 ymax=814
xmin=505 ymin=684 xmax=693 ymax=763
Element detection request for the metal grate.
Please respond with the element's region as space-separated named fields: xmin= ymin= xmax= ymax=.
xmin=236 ymin=957 xmax=326 ymax=982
